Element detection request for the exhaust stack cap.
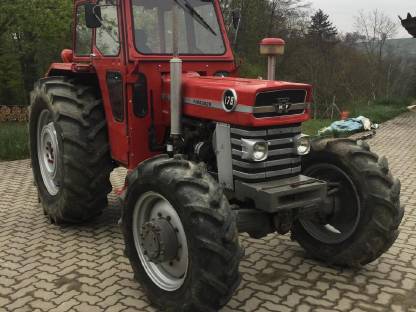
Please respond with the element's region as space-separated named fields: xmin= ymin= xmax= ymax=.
xmin=260 ymin=38 xmax=286 ymax=56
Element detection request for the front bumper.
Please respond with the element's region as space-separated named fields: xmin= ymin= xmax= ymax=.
xmin=234 ymin=175 xmax=327 ymax=213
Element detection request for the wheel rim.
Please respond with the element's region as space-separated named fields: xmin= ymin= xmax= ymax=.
xmin=37 ymin=110 xmax=60 ymax=196
xmin=300 ymin=163 xmax=361 ymax=244
xmin=133 ymin=191 xmax=189 ymax=292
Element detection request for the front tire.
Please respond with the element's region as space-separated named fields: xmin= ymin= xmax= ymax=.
xmin=292 ymin=139 xmax=403 ymax=267
xmin=29 ymin=77 xmax=113 ymax=224
xmin=122 ymin=155 xmax=242 ymax=311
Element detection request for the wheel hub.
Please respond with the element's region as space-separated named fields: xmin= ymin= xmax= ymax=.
xmin=141 ymin=219 xmax=179 ymax=264
xmin=133 ymin=192 xmax=189 ymax=292
xmin=300 ymin=163 xmax=361 ymax=244
xmin=37 ymin=110 xmax=60 ymax=196
xmin=41 ymin=126 xmax=57 ymax=172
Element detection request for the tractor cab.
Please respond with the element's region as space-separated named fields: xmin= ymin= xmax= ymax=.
xmin=64 ymin=0 xmax=313 ymax=168
xmin=67 ymin=0 xmax=237 ymax=166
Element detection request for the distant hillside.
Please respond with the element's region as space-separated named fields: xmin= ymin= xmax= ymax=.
xmin=356 ymin=38 xmax=416 ymax=61
xmin=384 ymin=38 xmax=416 ymax=59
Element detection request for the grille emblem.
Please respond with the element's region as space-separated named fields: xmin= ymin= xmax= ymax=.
xmin=273 ymin=97 xmax=292 ymax=114
xmin=222 ymin=89 xmax=238 ymax=112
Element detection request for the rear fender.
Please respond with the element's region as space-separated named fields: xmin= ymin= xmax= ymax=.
xmin=45 ymin=63 xmax=128 ymax=165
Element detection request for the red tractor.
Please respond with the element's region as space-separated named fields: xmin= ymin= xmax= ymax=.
xmin=29 ymin=1 xmax=403 ymax=311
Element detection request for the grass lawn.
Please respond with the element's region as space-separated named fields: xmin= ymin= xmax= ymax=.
xmin=344 ymin=97 xmax=413 ymax=124
xmin=0 ymin=122 xmax=29 ymax=161
xmin=302 ymin=119 xmax=331 ymax=136
xmin=349 ymin=103 xmax=409 ymax=124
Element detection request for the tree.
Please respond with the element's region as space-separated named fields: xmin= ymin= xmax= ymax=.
xmin=354 ymin=10 xmax=398 ymax=62
xmin=354 ymin=10 xmax=398 ymax=99
xmin=343 ymin=32 xmax=366 ymax=47
xmin=0 ymin=0 xmax=72 ymax=105
xmin=308 ymin=9 xmax=338 ymax=43
xmin=267 ymin=0 xmax=310 ymax=37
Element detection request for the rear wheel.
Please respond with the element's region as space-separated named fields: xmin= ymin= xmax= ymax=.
xmin=29 ymin=77 xmax=113 ymax=224
xmin=122 ymin=155 xmax=243 ymax=311
xmin=292 ymin=139 xmax=403 ymax=267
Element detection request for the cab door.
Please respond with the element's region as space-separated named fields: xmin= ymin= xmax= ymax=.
xmin=92 ymin=1 xmax=129 ymax=165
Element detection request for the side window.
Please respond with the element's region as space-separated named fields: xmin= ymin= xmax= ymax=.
xmin=96 ymin=5 xmax=120 ymax=56
xmin=75 ymin=4 xmax=92 ymax=56
xmin=106 ymin=72 xmax=124 ymax=122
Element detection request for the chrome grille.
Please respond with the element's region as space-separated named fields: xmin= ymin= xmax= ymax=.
xmin=231 ymin=124 xmax=302 ymax=182
xmin=254 ymin=89 xmax=307 ymax=118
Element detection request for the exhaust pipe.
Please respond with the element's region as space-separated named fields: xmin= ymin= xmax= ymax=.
xmin=168 ymin=3 xmax=183 ymax=154
xmin=170 ymin=58 xmax=182 ymax=137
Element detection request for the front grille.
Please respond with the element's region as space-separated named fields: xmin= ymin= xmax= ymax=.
xmin=231 ymin=124 xmax=302 ymax=183
xmin=254 ymin=89 xmax=307 ymax=118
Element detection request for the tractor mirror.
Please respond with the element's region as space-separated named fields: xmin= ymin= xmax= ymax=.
xmin=232 ymin=9 xmax=241 ymax=30
xmin=85 ymin=3 xmax=102 ymax=28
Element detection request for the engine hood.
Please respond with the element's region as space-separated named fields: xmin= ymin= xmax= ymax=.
xmin=162 ymin=73 xmax=312 ymax=127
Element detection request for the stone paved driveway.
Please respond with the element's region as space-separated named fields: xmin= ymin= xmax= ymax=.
xmin=1 ymin=112 xmax=416 ymax=312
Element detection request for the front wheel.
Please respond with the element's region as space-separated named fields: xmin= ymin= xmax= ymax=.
xmin=292 ymin=139 xmax=403 ymax=267
xmin=122 ymin=155 xmax=243 ymax=311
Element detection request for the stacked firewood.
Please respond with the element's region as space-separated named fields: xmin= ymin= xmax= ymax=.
xmin=0 ymin=106 xmax=29 ymax=122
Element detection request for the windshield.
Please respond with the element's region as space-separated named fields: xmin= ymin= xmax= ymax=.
xmin=132 ymin=0 xmax=226 ymax=55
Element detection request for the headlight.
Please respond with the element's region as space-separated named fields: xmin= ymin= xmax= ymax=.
xmin=253 ymin=142 xmax=268 ymax=161
xmin=241 ymin=139 xmax=269 ymax=162
xmin=295 ymin=134 xmax=311 ymax=155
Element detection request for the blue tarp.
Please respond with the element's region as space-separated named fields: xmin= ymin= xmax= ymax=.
xmin=331 ymin=119 xmax=364 ymax=133
xmin=318 ymin=116 xmax=376 ymax=137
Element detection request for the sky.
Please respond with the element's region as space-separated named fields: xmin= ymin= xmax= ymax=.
xmin=309 ymin=0 xmax=415 ymax=39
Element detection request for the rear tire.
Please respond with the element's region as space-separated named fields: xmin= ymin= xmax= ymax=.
xmin=29 ymin=77 xmax=113 ymax=224
xmin=292 ymin=139 xmax=403 ymax=267
xmin=122 ymin=155 xmax=243 ymax=312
